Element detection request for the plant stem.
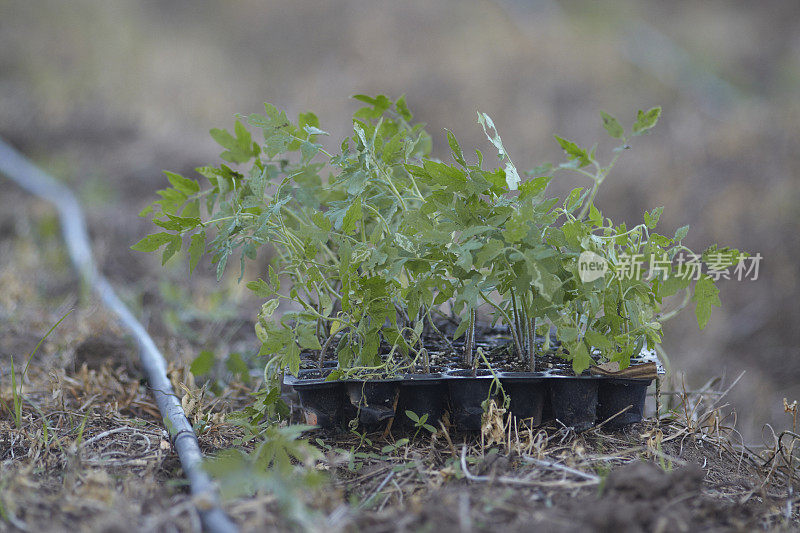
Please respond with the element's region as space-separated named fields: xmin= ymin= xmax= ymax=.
xmin=522 ymin=294 xmax=536 ymax=372
xmin=464 ymin=309 xmax=475 ymax=368
xmin=510 ymin=290 xmax=523 ymax=361
xmin=426 ymin=309 xmax=456 ymax=352
xmin=657 ymin=288 xmax=692 ymax=323
xmin=479 ymin=292 xmax=524 ymax=361
xmin=318 ymin=329 xmax=343 ymax=369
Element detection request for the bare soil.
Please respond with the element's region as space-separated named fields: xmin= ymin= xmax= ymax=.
xmin=4 ymin=3 xmax=800 ymax=527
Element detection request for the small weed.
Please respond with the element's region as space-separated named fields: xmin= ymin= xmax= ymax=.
xmin=404 ymin=410 xmax=437 ymax=440
xmin=2 ymin=312 xmax=70 ymax=430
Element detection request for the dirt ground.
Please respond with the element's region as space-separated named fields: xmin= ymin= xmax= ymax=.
xmin=2 ymin=183 xmax=799 ymax=531
xmin=3 ymin=1 xmax=800 ymax=531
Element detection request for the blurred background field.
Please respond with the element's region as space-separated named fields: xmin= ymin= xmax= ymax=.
xmin=2 ymin=0 xmax=799 ymax=442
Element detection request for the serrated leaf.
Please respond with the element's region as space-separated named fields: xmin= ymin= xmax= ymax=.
xmin=554 ymin=135 xmax=590 ymax=167
xmin=298 ymin=325 xmax=322 ymax=350
xmin=269 ymin=265 xmax=280 ymax=291
xmin=600 ymin=111 xmax=624 ymax=139
xmin=632 ymin=106 xmax=662 ymax=136
xmin=570 ymin=342 xmax=593 ymax=374
xmin=446 ymin=129 xmax=466 ymax=167
xmin=285 ymin=342 xmax=301 ymax=376
xmin=161 ymin=234 xmax=182 ymax=265
xmin=188 ymin=231 xmax=205 ymax=274
xmin=131 ymin=232 xmax=174 ymax=252
xmin=644 ymin=207 xmax=663 ymax=229
xmin=588 ymin=203 xmax=602 ymax=226
xmin=518 ymin=176 xmax=551 ymax=200
xmin=395 ymin=95 xmax=413 ymax=121
xmin=693 ymin=275 xmax=720 ymax=330
xmin=584 ymin=329 xmax=613 ymax=350
xmin=164 ymin=171 xmax=199 ymax=195
xmin=341 ymin=198 xmax=362 ymax=235
xmin=246 ymin=279 xmax=273 ymax=298
xmin=674 ymin=225 xmax=690 ymax=242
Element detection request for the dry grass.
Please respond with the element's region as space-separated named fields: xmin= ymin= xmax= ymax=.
xmin=3 ymin=2 xmax=800 ymax=529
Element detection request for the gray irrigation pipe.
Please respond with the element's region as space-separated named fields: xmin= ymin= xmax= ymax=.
xmin=0 ymin=139 xmax=238 ymax=533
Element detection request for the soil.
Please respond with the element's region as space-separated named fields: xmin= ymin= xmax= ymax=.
xmin=297 ymin=323 xmax=653 ymax=378
xmin=358 ymin=460 xmax=767 ymax=533
xmin=3 ymin=4 xmax=800 ymax=528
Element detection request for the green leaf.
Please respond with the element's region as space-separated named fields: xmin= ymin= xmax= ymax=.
xmin=564 ymin=187 xmax=585 ymax=214
xmin=644 ymin=207 xmax=663 ymax=229
xmin=559 ymin=326 xmax=579 ymax=343
xmin=188 ymin=231 xmax=205 ymax=274
xmin=300 ymin=141 xmax=319 ymax=162
xmin=502 ymin=215 xmax=528 ymax=243
xmin=584 ymin=329 xmax=613 ymax=350
xmin=225 ymin=352 xmax=250 ymax=383
xmin=260 ymin=299 xmax=280 ymax=319
xmin=518 ymin=176 xmax=551 ymax=200
xmin=395 ymin=95 xmax=413 ymax=121
xmin=341 ymin=198 xmax=362 ymax=235
xmin=247 ymin=279 xmax=274 ymax=298
xmin=588 ymin=203 xmax=602 ymax=226
xmin=131 ymin=232 xmax=175 ymax=252
xmin=269 ymin=265 xmax=280 ymax=291
xmin=674 ymin=225 xmax=690 ymax=242
xmin=524 ymin=255 xmax=562 ymax=301
xmin=554 ymin=135 xmax=590 ymax=167
xmin=164 ymin=171 xmax=199 ymax=195
xmin=632 ymin=107 xmax=662 ymax=136
xmin=298 ymin=324 xmax=322 ymax=350
xmin=405 ymin=410 xmax=420 ymax=423
xmin=285 ymin=342 xmax=301 ymax=376
xmin=190 ymin=350 xmax=215 ymax=376
xmin=693 ymin=275 xmax=721 ymax=330
xmin=600 ymin=111 xmax=624 ymax=139
xmin=161 ymin=234 xmax=182 ymax=265
xmin=446 ymin=129 xmax=466 ymax=167
xmin=570 ymin=342 xmax=593 ymax=374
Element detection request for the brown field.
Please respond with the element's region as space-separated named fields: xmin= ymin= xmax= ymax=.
xmin=2 ymin=1 xmax=800 ymax=530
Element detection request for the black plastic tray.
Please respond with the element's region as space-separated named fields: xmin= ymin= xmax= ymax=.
xmin=284 ymin=366 xmax=657 ymax=433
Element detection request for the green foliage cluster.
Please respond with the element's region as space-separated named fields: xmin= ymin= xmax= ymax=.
xmin=135 ymin=95 xmax=743 ymax=413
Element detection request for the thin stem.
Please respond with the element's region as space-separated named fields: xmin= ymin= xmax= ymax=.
xmin=479 ymin=292 xmax=523 ymax=361
xmin=657 ymin=288 xmax=692 ymax=323
xmin=522 ymin=294 xmax=536 ymax=372
xmin=317 ymin=330 xmax=342 ymax=369
xmin=510 ymin=290 xmax=523 ymax=361
xmin=576 ymin=147 xmax=623 ymax=220
xmin=577 ymin=180 xmax=600 ymax=220
xmin=426 ymin=308 xmax=456 ymax=352
xmin=202 ymin=212 xmax=257 ymax=227
xmin=464 ymin=309 xmax=475 ymax=368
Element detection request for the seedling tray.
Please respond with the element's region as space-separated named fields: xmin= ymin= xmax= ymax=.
xmin=284 ymin=364 xmax=660 ymax=433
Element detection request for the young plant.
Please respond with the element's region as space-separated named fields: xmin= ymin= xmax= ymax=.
xmin=1 ymin=312 xmax=70 ymax=429
xmin=134 ymin=95 xmax=744 ymax=419
xmin=404 ymin=410 xmax=437 ymax=440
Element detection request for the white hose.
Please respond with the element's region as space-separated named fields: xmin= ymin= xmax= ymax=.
xmin=0 ymin=139 xmax=238 ymax=533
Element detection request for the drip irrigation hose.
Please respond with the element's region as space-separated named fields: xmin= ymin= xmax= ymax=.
xmin=0 ymin=139 xmax=238 ymax=533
